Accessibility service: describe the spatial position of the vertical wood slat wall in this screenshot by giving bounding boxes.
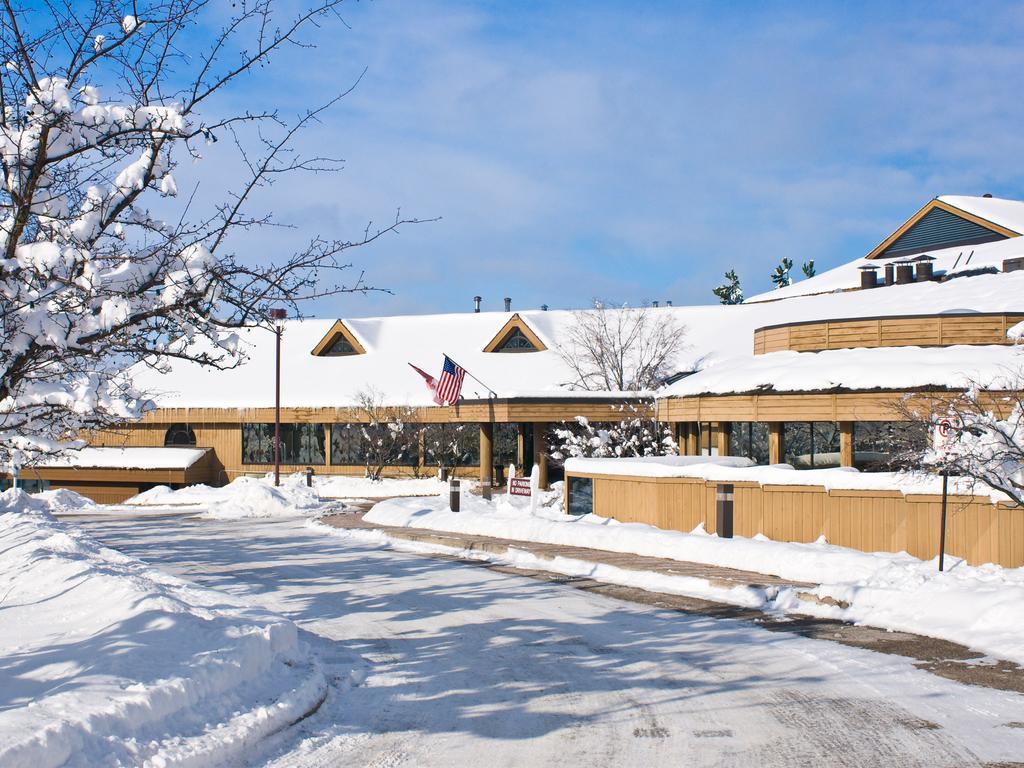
[571,473,1024,568]
[753,313,1024,355]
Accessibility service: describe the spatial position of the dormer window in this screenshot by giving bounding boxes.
[323,335,356,356]
[494,327,537,353]
[482,313,547,354]
[311,320,366,357]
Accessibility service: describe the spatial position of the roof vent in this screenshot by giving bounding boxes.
[541,304,548,311]
[665,300,672,307]
[858,264,879,289]
[652,300,659,308]
[473,296,481,313]
[504,297,511,312]
[983,193,993,198]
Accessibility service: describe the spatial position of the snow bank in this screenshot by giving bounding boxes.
[361,491,1024,664]
[314,473,470,499]
[0,489,326,768]
[126,474,330,518]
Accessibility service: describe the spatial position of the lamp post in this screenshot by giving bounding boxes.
[269,308,287,486]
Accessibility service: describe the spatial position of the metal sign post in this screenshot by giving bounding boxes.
[933,417,959,572]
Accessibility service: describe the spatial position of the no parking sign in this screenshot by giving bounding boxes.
[933,417,961,453]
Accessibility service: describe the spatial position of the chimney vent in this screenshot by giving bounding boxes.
[983,193,993,198]
[504,297,511,312]
[665,300,672,307]
[652,300,659,308]
[894,260,914,285]
[541,304,548,311]
[913,255,935,282]
[473,296,481,313]
[884,263,894,286]
[858,265,879,289]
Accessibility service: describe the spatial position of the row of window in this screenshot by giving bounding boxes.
[235,422,520,467]
[720,421,928,470]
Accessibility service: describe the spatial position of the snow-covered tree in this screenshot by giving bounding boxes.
[770,258,793,289]
[557,300,687,391]
[351,389,418,481]
[550,405,678,461]
[0,1,421,467]
[423,422,476,475]
[901,374,1024,506]
[712,270,743,305]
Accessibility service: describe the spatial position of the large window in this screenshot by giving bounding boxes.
[729,422,769,465]
[567,476,593,516]
[854,421,929,471]
[783,422,840,468]
[331,424,419,467]
[241,423,325,465]
[422,423,479,467]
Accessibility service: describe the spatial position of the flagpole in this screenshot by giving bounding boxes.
[441,353,497,398]
[442,352,498,488]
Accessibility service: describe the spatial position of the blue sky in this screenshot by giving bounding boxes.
[183,0,1024,317]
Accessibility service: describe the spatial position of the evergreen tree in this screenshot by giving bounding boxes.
[802,260,816,278]
[771,258,794,289]
[712,270,744,305]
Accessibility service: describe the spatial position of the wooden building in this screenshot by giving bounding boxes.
[19,194,1024,567]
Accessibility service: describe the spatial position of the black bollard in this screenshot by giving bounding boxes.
[449,479,460,512]
[306,466,314,487]
[716,483,734,539]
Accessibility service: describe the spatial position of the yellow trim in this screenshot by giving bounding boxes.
[310,320,366,356]
[482,314,548,353]
[865,198,1020,260]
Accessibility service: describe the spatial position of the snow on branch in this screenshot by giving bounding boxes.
[0,0,426,465]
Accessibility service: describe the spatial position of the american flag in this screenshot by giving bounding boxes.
[434,355,466,406]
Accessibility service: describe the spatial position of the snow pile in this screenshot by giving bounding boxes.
[361,491,1024,664]
[0,489,326,768]
[314,473,469,499]
[126,474,328,518]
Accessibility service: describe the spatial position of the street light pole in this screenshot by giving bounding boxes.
[270,308,287,487]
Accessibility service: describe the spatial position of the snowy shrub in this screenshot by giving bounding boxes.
[550,405,678,462]
[919,388,1024,507]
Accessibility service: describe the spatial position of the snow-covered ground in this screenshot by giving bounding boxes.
[0,489,327,768]
[362,489,1024,666]
[112,474,464,517]
[312,473,473,499]
[67,511,1024,767]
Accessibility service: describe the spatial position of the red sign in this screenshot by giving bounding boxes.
[509,477,532,497]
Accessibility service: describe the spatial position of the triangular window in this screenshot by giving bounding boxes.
[323,335,356,356]
[311,320,366,356]
[494,327,537,353]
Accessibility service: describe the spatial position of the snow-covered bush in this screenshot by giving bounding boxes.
[0,1,417,467]
[918,385,1024,507]
[550,406,678,461]
[350,389,419,481]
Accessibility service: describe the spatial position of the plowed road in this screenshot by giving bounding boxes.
[74,513,1024,767]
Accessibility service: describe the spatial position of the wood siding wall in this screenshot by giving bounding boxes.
[568,472,1024,568]
[753,313,1024,355]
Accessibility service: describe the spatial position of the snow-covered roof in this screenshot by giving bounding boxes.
[130,270,1024,409]
[661,344,1022,398]
[40,447,209,469]
[938,195,1024,235]
[747,230,1024,303]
